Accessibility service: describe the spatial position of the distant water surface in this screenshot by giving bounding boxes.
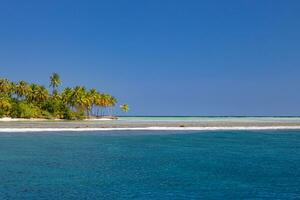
[118,116,300,122]
[0,130,300,199]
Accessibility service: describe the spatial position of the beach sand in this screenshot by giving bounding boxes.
[1,117,300,132]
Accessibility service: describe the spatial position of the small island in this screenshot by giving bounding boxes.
[0,73,129,120]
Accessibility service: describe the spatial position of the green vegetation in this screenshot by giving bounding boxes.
[0,73,128,120]
[120,104,129,112]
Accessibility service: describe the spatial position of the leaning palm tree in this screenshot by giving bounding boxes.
[120,104,129,112]
[49,73,61,94]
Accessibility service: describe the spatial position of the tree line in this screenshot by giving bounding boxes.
[0,73,129,119]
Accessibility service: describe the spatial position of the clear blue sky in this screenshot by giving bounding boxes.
[1,0,300,116]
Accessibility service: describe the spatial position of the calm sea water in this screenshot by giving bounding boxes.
[118,116,300,122]
[0,130,300,199]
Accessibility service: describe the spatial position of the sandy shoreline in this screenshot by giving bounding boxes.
[1,117,300,132]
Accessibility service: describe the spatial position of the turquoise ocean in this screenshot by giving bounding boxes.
[0,129,300,199]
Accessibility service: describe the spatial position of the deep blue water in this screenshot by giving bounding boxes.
[0,131,300,200]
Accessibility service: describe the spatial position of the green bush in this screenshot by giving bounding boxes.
[0,96,12,117]
[74,111,86,120]
[61,107,76,120]
[11,102,41,118]
[42,99,62,114]
[0,110,5,118]
[40,110,53,119]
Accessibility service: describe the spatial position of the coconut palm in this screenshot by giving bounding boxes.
[72,86,89,114]
[36,86,49,103]
[15,81,31,99]
[87,88,100,116]
[106,95,117,116]
[94,92,104,116]
[27,84,38,103]
[27,84,49,104]
[0,78,14,96]
[0,96,12,116]
[120,104,129,112]
[61,87,74,106]
[97,93,110,116]
[49,73,61,94]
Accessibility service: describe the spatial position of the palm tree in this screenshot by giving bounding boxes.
[120,104,129,112]
[94,92,104,116]
[72,86,89,114]
[49,73,61,94]
[0,96,12,116]
[107,95,117,116]
[15,81,31,99]
[61,87,74,107]
[36,86,49,103]
[27,84,38,103]
[0,78,14,97]
[109,96,117,107]
[97,93,110,116]
[87,89,98,116]
[27,84,49,104]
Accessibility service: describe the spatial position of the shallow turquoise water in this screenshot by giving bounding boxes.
[0,131,300,199]
[118,116,300,122]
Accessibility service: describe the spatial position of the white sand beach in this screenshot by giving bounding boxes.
[0,117,50,122]
[1,117,300,132]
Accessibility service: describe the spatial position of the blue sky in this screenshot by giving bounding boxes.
[1,0,300,116]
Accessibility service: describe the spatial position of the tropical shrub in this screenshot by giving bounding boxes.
[11,102,41,118]
[0,96,12,116]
